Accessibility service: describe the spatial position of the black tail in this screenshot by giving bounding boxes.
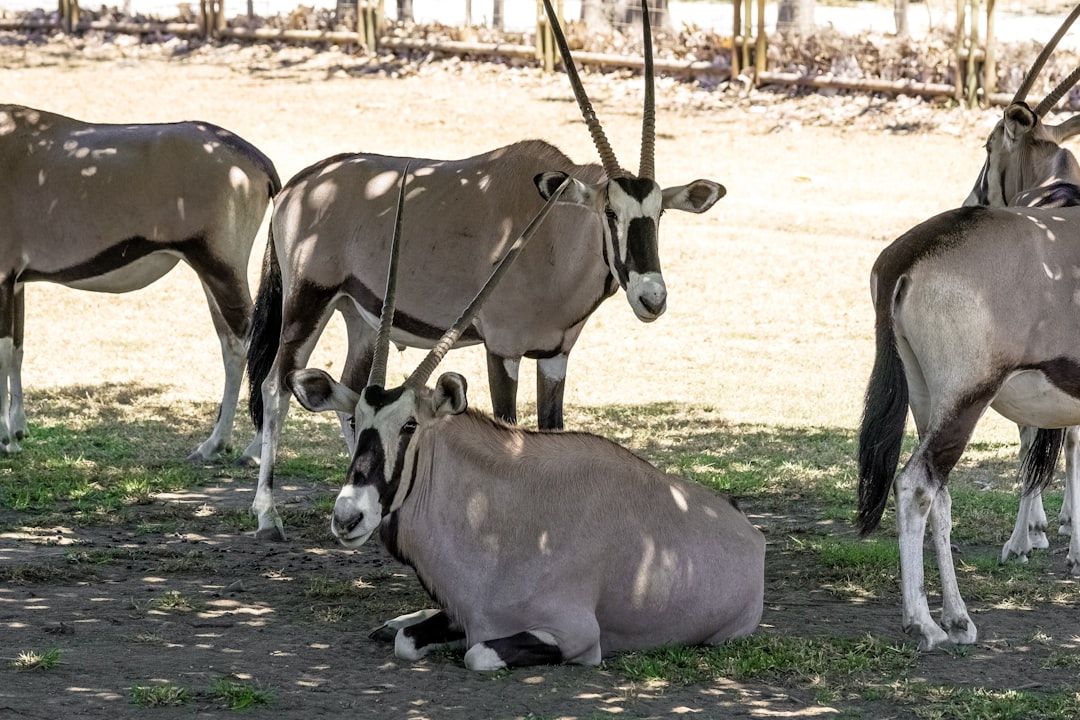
[1019,427,1064,497]
[856,317,910,536]
[247,226,283,431]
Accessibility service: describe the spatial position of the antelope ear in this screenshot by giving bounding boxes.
[662,179,726,213]
[432,373,469,417]
[1004,102,1037,144]
[534,172,600,209]
[287,368,360,414]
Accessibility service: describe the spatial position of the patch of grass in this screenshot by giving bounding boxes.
[10,648,61,672]
[613,633,916,687]
[903,685,1080,720]
[129,682,191,708]
[145,590,199,612]
[794,536,900,599]
[208,677,274,710]
[0,563,66,584]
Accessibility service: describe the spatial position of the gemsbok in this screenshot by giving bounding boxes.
[242,0,725,541]
[962,5,1080,571]
[857,12,1080,649]
[287,167,765,671]
[0,105,280,459]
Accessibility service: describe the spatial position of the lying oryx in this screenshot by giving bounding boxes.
[0,105,280,459]
[242,0,725,541]
[287,168,765,671]
[961,6,1080,570]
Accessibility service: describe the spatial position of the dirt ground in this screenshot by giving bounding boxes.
[1,31,1079,719]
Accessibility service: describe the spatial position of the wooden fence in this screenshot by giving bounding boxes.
[0,0,1034,107]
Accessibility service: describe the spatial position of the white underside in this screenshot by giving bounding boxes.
[59,252,182,293]
[991,369,1080,428]
[354,300,483,350]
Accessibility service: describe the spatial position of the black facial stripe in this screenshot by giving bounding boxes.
[349,428,391,519]
[379,429,416,512]
[625,217,660,275]
[605,211,629,287]
[362,385,407,408]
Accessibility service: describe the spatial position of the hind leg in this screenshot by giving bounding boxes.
[536,353,568,430]
[0,277,19,453]
[8,283,25,444]
[187,263,253,462]
[250,292,335,542]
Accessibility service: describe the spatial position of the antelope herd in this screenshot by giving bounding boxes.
[9,0,1080,668]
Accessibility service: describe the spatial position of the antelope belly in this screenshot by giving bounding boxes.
[58,253,181,293]
[990,369,1080,428]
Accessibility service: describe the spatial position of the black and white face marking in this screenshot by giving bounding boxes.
[604,176,667,322]
[331,385,420,548]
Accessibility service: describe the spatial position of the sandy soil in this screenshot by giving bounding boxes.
[1,32,1078,720]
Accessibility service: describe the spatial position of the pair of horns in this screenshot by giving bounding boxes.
[541,0,655,180]
[1013,3,1080,116]
[366,169,572,391]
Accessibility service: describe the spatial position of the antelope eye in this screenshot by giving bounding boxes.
[348,417,356,431]
[604,208,617,222]
[401,419,417,435]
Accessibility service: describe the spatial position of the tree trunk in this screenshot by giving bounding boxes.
[396,0,412,23]
[894,0,910,38]
[492,0,504,30]
[777,0,815,38]
[623,0,673,32]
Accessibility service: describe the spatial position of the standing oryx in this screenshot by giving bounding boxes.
[0,105,280,459]
[242,0,725,541]
[961,5,1080,570]
[856,49,1080,650]
[287,166,764,671]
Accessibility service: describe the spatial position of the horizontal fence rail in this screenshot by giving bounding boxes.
[0,1,1074,107]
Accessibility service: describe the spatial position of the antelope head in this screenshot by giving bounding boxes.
[967,3,1080,207]
[536,0,725,322]
[287,170,572,548]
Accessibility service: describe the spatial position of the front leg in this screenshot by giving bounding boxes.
[536,353,568,430]
[1063,427,1080,575]
[464,631,567,671]
[374,609,466,661]
[486,351,519,425]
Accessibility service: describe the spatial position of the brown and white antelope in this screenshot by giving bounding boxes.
[857,7,1080,651]
[0,105,280,459]
[961,5,1080,571]
[287,168,764,671]
[242,0,725,541]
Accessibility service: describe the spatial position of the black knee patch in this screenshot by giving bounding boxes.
[483,631,564,667]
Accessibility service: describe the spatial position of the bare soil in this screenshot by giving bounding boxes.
[1,33,1078,719]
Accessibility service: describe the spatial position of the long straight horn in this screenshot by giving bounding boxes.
[1014,3,1080,104]
[1035,65,1080,116]
[638,0,656,180]
[405,178,572,389]
[541,0,625,180]
[367,162,410,389]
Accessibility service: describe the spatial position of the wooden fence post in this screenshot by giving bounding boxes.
[984,0,997,101]
[358,1,383,51]
[731,0,741,76]
[58,0,78,33]
[535,0,557,73]
[754,0,766,83]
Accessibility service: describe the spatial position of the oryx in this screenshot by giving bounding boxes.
[961,6,1080,569]
[0,105,280,459]
[287,166,764,671]
[242,0,725,541]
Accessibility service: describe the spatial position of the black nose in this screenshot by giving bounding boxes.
[640,295,666,316]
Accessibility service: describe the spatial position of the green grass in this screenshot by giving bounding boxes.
[209,678,274,710]
[10,648,62,672]
[129,682,191,708]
